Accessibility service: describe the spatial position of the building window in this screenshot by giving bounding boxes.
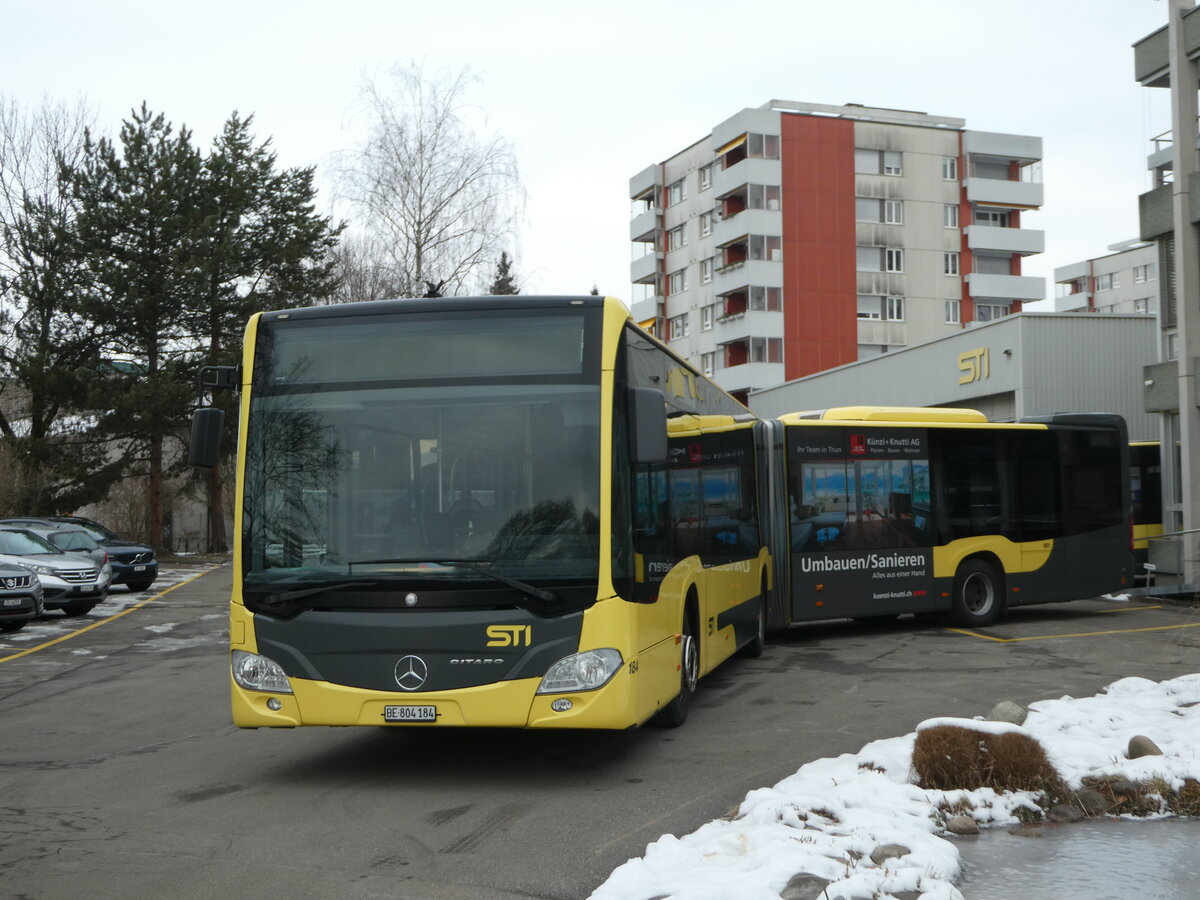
[748,234,782,261]
[698,164,713,191]
[1134,263,1156,283]
[945,300,961,324]
[747,133,780,160]
[699,210,713,237]
[700,257,714,284]
[944,252,960,275]
[885,248,904,272]
[1096,273,1113,291]
[668,224,687,251]
[750,336,783,363]
[886,296,904,321]
[884,200,903,224]
[701,351,715,376]
[944,204,959,227]
[976,303,1010,322]
[942,157,958,180]
[856,198,904,224]
[667,178,686,207]
[857,295,882,320]
[1168,332,1179,360]
[747,184,782,210]
[974,209,1009,227]
[701,304,714,330]
[854,149,902,176]
[857,246,904,272]
[668,312,689,340]
[669,268,688,295]
[749,286,782,311]
[1134,297,1150,314]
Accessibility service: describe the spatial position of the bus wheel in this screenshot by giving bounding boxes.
[657,613,699,727]
[951,560,1002,627]
[741,582,767,658]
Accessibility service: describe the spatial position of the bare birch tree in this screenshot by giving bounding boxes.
[334,63,523,298]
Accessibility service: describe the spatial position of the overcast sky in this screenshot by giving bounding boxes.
[1,0,1179,302]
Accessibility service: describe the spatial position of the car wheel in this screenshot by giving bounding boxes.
[656,610,699,728]
[950,559,1003,627]
[61,601,96,617]
[125,580,155,592]
[0,621,26,632]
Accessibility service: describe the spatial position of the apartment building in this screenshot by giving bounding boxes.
[628,100,1045,402]
[1054,239,1160,319]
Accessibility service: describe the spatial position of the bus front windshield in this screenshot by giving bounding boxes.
[242,309,602,589]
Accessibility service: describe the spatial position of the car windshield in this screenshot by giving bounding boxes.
[242,308,603,588]
[0,529,64,556]
[51,532,98,551]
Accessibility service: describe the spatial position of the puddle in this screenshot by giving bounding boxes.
[957,818,1200,899]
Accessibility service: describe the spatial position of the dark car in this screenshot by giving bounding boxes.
[0,560,43,632]
[46,517,158,592]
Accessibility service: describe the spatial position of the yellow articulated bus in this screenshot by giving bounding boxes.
[759,407,1135,628]
[190,296,770,730]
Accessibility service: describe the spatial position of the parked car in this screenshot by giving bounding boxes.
[0,516,158,592]
[0,528,107,617]
[0,560,43,632]
[19,526,112,594]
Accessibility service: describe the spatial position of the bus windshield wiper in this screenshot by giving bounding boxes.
[243,580,377,605]
[349,557,558,605]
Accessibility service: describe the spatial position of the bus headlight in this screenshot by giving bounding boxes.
[536,649,623,694]
[232,650,294,694]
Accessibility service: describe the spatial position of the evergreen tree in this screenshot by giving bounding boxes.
[187,113,341,550]
[68,104,205,550]
[589,284,600,296]
[488,251,518,294]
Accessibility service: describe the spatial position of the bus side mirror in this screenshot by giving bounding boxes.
[189,407,225,468]
[629,387,668,464]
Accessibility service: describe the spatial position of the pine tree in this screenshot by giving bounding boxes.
[68,104,204,549]
[488,251,518,294]
[187,113,341,550]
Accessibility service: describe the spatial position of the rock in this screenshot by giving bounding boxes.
[1076,788,1109,816]
[1048,804,1084,823]
[1109,778,1141,795]
[946,815,980,835]
[780,873,832,900]
[1128,735,1163,759]
[987,700,1028,725]
[870,843,912,864]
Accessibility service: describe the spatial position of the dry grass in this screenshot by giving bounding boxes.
[913,724,1067,800]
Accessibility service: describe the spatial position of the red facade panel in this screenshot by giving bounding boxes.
[780,115,857,380]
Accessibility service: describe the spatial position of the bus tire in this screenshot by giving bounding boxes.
[950,559,1003,627]
[741,581,767,658]
[657,611,699,728]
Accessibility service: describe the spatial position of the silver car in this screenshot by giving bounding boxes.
[0,528,106,617]
[0,560,43,632]
[20,526,113,593]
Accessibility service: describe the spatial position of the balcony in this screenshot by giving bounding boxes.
[629,164,662,201]
[711,209,781,248]
[856,320,907,347]
[712,157,782,201]
[966,225,1044,256]
[629,208,659,243]
[630,251,661,285]
[966,178,1043,209]
[963,131,1042,164]
[712,309,783,344]
[630,294,661,324]
[965,272,1045,302]
[712,362,786,395]
[712,260,783,297]
[1052,291,1090,313]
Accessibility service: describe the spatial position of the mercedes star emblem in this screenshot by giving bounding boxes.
[394,655,429,691]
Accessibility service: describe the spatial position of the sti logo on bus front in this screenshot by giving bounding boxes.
[850,434,867,456]
[487,625,532,647]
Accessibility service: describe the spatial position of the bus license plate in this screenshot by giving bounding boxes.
[384,705,437,723]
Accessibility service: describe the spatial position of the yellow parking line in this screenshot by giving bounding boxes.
[0,567,220,664]
[948,621,1200,643]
